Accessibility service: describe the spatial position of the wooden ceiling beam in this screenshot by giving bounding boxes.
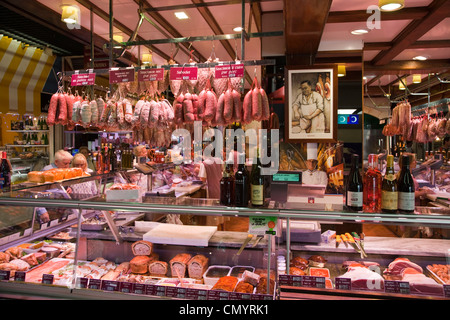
[284,0,332,65]
[191,0,252,85]
[133,0,207,63]
[364,59,450,75]
[75,0,170,62]
[371,0,450,66]
[327,7,427,23]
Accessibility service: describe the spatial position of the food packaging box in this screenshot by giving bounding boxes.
[106,189,140,201]
[203,265,231,286]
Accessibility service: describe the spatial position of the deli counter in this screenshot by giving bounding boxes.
[0,171,449,300]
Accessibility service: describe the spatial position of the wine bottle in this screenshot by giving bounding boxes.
[220,161,235,206]
[397,154,415,213]
[235,153,249,207]
[345,154,363,212]
[0,152,11,190]
[363,154,382,213]
[250,154,264,207]
[381,155,398,213]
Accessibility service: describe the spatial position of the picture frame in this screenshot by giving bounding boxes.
[284,65,338,143]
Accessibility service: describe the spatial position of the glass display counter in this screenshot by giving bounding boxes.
[0,172,448,300]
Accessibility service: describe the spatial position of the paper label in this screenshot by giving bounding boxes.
[249,216,277,235]
[109,68,135,84]
[215,64,244,79]
[381,190,398,210]
[398,192,415,210]
[347,191,363,206]
[71,73,96,86]
[384,280,410,294]
[251,184,264,206]
[138,68,164,81]
[169,67,198,80]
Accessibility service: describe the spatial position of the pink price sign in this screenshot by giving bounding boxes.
[71,73,96,86]
[138,68,164,82]
[109,68,135,84]
[169,67,198,81]
[215,64,244,79]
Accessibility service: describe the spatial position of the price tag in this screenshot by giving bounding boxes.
[207,290,230,300]
[0,270,10,281]
[215,64,244,79]
[109,68,135,84]
[166,286,186,298]
[14,271,26,282]
[118,281,134,294]
[88,278,101,290]
[42,274,54,285]
[138,68,164,81]
[230,292,252,300]
[71,73,96,86]
[384,280,410,294]
[132,283,146,295]
[76,277,89,289]
[251,293,273,300]
[249,216,278,236]
[444,284,450,298]
[169,67,198,81]
[185,288,208,300]
[301,275,326,289]
[101,280,119,292]
[335,277,352,290]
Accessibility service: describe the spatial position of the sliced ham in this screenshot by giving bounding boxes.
[336,264,384,291]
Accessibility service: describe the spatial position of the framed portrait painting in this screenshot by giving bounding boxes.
[285,65,338,143]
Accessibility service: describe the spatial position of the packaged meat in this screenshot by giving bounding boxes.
[187,254,209,280]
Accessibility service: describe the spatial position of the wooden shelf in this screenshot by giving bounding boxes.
[5,145,49,148]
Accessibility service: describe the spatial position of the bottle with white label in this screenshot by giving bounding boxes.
[345,154,363,212]
[381,155,398,213]
[397,154,415,213]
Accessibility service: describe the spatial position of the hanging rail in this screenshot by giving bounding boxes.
[61,59,276,77]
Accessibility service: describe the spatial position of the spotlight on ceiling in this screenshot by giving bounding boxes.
[378,0,404,12]
[61,5,80,25]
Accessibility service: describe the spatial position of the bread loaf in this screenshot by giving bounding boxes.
[212,276,238,292]
[170,253,192,278]
[130,255,152,274]
[149,261,168,276]
[187,254,209,279]
[131,240,153,256]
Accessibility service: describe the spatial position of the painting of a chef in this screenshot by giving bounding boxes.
[285,66,337,143]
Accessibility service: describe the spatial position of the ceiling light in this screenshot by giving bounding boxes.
[61,5,80,25]
[351,29,369,35]
[337,65,346,77]
[142,53,152,65]
[413,55,428,61]
[174,12,189,20]
[113,35,123,49]
[399,81,406,90]
[378,0,404,11]
[233,26,243,32]
[413,74,422,84]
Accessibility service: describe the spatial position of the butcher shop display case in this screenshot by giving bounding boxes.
[0,174,449,300]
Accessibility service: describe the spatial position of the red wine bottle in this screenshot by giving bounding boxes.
[397,155,415,213]
[345,154,363,212]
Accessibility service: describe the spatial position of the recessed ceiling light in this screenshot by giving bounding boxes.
[351,29,369,35]
[233,26,243,32]
[174,11,189,20]
[413,55,428,61]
